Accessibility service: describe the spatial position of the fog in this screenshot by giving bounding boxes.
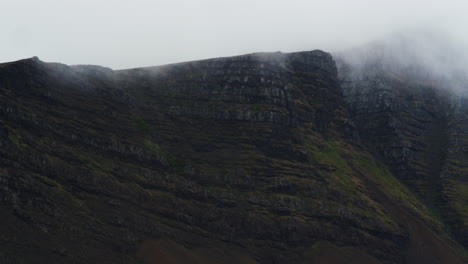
[335,29,468,91]
[1,0,468,69]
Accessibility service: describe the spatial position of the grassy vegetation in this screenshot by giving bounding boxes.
[7,126,27,149]
[352,154,439,225]
[133,116,151,132]
[303,130,446,231]
[305,138,359,197]
[446,179,468,219]
[78,153,113,175]
[144,139,185,173]
[249,103,270,112]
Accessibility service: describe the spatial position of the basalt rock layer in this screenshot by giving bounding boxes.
[0,51,466,264]
[336,42,468,251]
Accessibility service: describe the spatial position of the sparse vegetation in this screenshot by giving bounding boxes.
[133,116,151,132]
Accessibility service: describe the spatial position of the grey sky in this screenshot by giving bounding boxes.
[2,0,467,69]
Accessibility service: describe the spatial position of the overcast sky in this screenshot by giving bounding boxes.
[1,0,467,69]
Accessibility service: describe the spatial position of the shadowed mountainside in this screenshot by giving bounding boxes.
[0,51,466,263]
[335,32,468,249]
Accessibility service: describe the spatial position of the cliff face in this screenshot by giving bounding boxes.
[0,51,466,264]
[336,39,468,252]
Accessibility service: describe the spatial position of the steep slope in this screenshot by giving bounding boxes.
[335,31,468,251]
[0,52,465,263]
[441,91,468,246]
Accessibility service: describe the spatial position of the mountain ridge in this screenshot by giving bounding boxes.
[0,49,466,263]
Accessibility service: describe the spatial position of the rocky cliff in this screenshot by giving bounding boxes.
[336,32,468,257]
[0,50,466,263]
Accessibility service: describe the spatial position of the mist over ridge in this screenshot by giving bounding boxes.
[334,29,468,93]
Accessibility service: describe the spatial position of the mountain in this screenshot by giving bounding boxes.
[0,47,466,263]
[335,31,468,250]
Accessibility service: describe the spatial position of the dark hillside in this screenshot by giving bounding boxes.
[0,52,465,263]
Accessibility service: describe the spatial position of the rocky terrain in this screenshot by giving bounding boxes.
[335,32,468,250]
[0,47,466,263]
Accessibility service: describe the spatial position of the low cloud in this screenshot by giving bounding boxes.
[334,28,468,92]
